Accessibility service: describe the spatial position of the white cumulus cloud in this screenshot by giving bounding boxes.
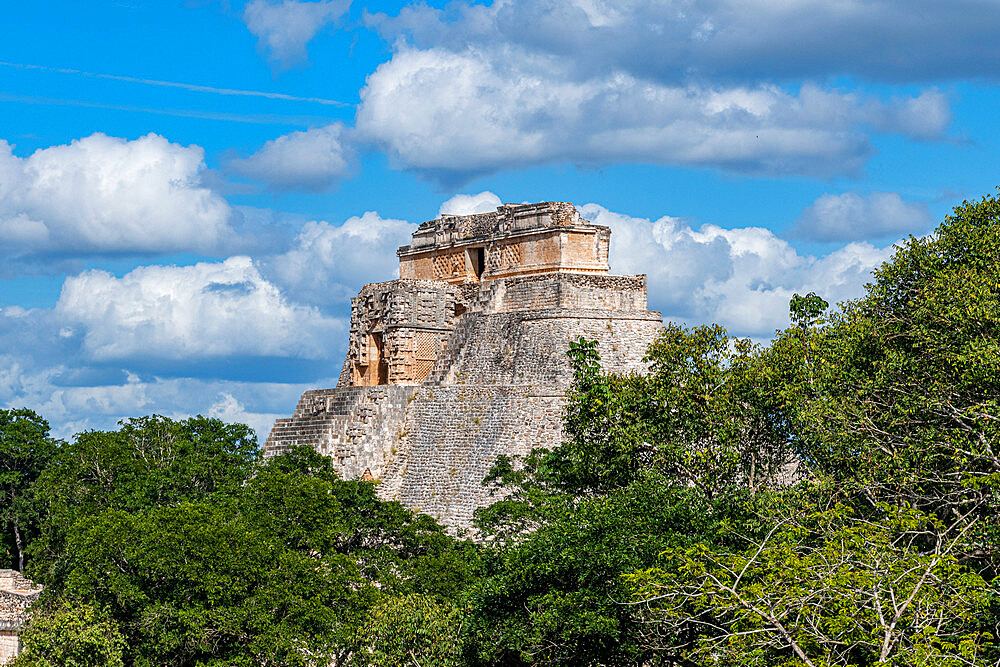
[438,191,502,216]
[244,0,351,68]
[793,191,934,242]
[0,349,322,442]
[55,257,342,361]
[265,211,417,305]
[205,392,284,443]
[356,47,951,181]
[230,123,354,191]
[0,133,233,257]
[582,203,894,336]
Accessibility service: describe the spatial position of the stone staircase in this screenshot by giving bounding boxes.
[422,278,512,387]
[423,313,479,386]
[264,386,415,463]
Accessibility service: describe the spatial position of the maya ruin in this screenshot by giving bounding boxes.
[265,201,663,529]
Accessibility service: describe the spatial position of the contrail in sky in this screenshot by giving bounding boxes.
[0,93,330,126]
[0,61,350,107]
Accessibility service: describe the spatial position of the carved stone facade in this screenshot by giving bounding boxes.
[0,570,41,664]
[398,201,610,284]
[341,280,456,387]
[265,202,663,530]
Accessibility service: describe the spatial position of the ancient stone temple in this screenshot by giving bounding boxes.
[265,202,663,530]
[0,570,41,663]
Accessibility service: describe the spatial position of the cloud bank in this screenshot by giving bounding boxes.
[0,134,233,260]
[793,191,934,242]
[438,191,502,216]
[56,257,342,361]
[356,47,951,182]
[370,0,1000,84]
[265,210,417,305]
[230,123,354,191]
[584,203,893,336]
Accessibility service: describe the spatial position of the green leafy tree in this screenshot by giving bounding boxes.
[479,326,797,537]
[11,602,126,667]
[469,328,800,665]
[789,291,830,330]
[0,408,58,570]
[358,594,464,667]
[62,501,362,665]
[25,430,479,667]
[789,191,1000,565]
[626,500,993,667]
[641,325,798,496]
[239,446,483,601]
[28,414,258,586]
[620,190,1000,666]
[467,477,724,666]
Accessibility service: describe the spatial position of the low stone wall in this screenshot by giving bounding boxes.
[435,309,663,387]
[488,273,649,313]
[0,571,41,665]
[0,629,20,665]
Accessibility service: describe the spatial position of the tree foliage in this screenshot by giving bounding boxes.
[11,602,126,667]
[627,502,992,667]
[792,192,1000,541]
[358,594,464,667]
[623,191,1000,665]
[0,408,58,570]
[15,417,480,666]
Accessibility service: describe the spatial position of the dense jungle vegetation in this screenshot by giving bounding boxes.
[3,191,1000,666]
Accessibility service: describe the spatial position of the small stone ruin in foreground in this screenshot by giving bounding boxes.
[0,569,41,664]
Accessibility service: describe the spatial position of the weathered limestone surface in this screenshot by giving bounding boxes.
[0,570,41,664]
[389,386,565,528]
[265,202,663,530]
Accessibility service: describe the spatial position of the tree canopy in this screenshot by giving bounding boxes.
[0,408,58,571]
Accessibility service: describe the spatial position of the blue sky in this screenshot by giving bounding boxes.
[2,0,999,440]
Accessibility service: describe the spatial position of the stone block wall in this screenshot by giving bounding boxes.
[388,385,565,530]
[481,273,649,313]
[0,631,19,665]
[430,310,662,387]
[405,201,583,252]
[0,591,34,629]
[266,383,566,531]
[265,385,417,479]
[0,572,37,594]
[400,227,611,284]
[0,571,41,665]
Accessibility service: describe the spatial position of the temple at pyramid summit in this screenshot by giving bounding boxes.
[264,201,663,529]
